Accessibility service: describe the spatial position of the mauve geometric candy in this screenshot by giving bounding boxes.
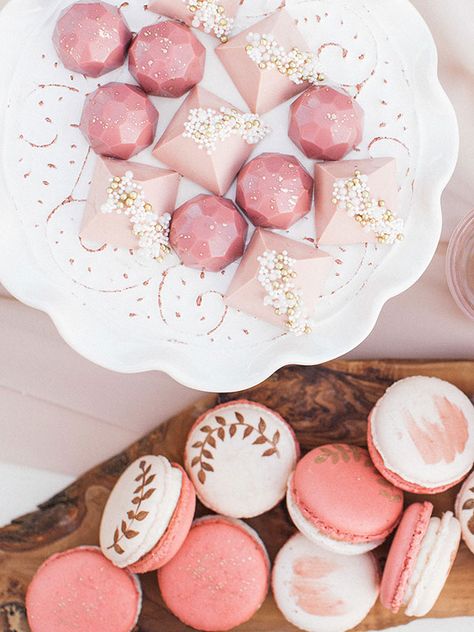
[170,194,248,272]
[80,83,159,160]
[289,86,364,161]
[236,152,313,229]
[52,2,132,78]
[129,22,206,98]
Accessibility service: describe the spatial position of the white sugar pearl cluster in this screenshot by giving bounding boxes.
[245,33,325,85]
[258,250,313,336]
[183,106,270,154]
[332,170,405,245]
[101,172,171,262]
[185,0,233,42]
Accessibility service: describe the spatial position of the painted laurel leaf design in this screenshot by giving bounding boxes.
[191,410,281,484]
[108,460,156,555]
[314,445,364,464]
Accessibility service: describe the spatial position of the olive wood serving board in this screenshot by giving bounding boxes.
[1,360,473,632]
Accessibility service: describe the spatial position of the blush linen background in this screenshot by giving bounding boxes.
[0,1,473,628]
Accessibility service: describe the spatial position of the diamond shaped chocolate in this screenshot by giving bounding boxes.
[80,157,180,257]
[314,158,403,245]
[129,21,206,98]
[226,229,332,333]
[153,86,269,195]
[216,9,321,114]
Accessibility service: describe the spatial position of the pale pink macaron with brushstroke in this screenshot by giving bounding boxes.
[184,400,299,518]
[158,515,270,631]
[100,455,195,573]
[273,533,379,632]
[26,546,142,632]
[368,376,474,494]
[287,444,404,555]
[380,502,461,616]
[455,469,474,554]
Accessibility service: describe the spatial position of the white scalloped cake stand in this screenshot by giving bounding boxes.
[0,0,458,391]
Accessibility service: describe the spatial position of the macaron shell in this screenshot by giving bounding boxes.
[158,515,270,631]
[272,533,379,632]
[369,376,474,491]
[127,464,196,573]
[26,546,142,632]
[455,469,474,554]
[184,400,299,518]
[291,444,403,543]
[380,502,433,612]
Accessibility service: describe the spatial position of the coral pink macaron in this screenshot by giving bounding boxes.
[158,515,270,631]
[455,469,474,554]
[26,546,142,632]
[273,533,379,632]
[368,376,474,494]
[287,444,404,555]
[100,455,195,573]
[381,502,461,616]
[185,400,299,518]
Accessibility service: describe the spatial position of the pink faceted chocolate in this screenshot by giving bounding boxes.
[129,22,205,98]
[170,194,247,272]
[80,83,159,160]
[236,153,313,229]
[289,86,364,161]
[52,2,132,78]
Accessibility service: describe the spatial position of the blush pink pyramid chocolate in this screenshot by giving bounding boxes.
[225,229,332,335]
[81,83,159,160]
[289,85,364,160]
[80,157,180,255]
[153,86,269,195]
[236,152,313,229]
[216,9,321,114]
[314,158,403,245]
[53,2,132,78]
[148,0,240,43]
[129,22,205,98]
[170,194,247,272]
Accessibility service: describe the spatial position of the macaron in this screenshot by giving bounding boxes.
[100,455,196,573]
[272,533,379,632]
[455,469,474,554]
[380,502,461,616]
[368,376,474,493]
[158,515,270,631]
[287,444,403,555]
[26,546,142,632]
[184,400,299,518]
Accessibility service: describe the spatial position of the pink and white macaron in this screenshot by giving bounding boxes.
[368,376,474,494]
[380,502,461,616]
[455,469,474,554]
[184,400,299,518]
[273,533,379,632]
[26,546,142,632]
[158,515,270,631]
[287,444,403,555]
[100,455,195,573]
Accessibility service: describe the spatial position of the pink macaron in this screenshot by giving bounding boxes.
[100,455,196,573]
[158,515,270,631]
[26,546,142,632]
[272,533,379,632]
[380,502,461,617]
[184,400,300,518]
[455,469,474,554]
[287,444,404,555]
[368,376,474,494]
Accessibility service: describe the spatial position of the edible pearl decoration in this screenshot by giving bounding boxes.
[183,106,270,154]
[101,172,171,262]
[245,33,325,85]
[258,249,313,336]
[332,170,405,244]
[185,0,233,42]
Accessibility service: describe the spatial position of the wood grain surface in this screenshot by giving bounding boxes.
[0,360,473,631]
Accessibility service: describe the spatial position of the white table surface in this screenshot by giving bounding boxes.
[0,1,473,629]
